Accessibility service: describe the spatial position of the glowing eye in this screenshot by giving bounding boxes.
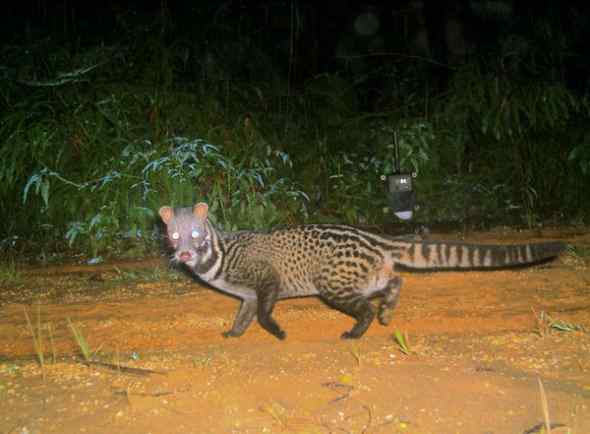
[171,232,180,240]
[191,230,200,239]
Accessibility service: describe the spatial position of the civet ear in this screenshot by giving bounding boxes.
[158,206,175,224]
[193,202,209,220]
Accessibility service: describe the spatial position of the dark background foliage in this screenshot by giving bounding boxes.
[1,0,589,261]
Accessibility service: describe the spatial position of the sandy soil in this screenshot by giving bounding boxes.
[0,228,589,434]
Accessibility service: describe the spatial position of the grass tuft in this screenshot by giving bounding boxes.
[392,330,412,355]
[532,308,585,337]
[67,317,93,362]
[537,377,552,434]
[23,304,45,379]
[0,259,23,287]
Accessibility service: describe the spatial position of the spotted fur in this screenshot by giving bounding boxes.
[159,203,565,340]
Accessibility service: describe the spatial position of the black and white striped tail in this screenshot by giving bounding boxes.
[397,241,565,270]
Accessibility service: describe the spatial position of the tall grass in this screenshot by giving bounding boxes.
[1,8,589,258]
[430,32,590,226]
[23,136,309,259]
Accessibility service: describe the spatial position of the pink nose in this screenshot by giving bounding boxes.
[179,251,192,262]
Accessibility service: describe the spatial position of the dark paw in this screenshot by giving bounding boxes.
[340,331,362,339]
[378,307,395,326]
[222,330,243,338]
[274,330,287,340]
[260,321,286,340]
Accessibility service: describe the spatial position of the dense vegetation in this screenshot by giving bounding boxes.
[1,3,589,261]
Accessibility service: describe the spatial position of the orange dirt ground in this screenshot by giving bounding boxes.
[0,228,589,433]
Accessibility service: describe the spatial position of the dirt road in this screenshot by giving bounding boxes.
[1,229,589,433]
